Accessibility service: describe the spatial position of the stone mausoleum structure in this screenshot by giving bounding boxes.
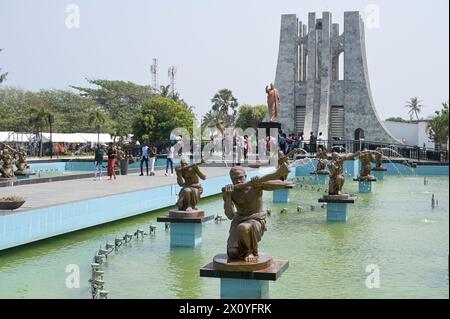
[274,11,400,144]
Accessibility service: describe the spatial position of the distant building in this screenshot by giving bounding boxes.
[383,120,435,149]
[273,11,400,144]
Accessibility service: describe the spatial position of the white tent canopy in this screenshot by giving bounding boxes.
[76,133,114,144]
[41,133,87,143]
[0,131,35,142]
[1,131,119,144]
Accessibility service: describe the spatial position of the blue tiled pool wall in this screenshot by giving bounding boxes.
[0,167,273,250]
[294,160,448,177]
[27,158,181,172]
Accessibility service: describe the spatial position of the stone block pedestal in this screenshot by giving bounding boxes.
[319,195,357,223]
[311,171,329,185]
[354,176,377,193]
[157,210,214,247]
[273,188,289,203]
[372,167,387,180]
[200,253,288,299]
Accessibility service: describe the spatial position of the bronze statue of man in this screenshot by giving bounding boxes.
[176,158,206,211]
[0,148,15,178]
[373,147,384,168]
[316,147,328,172]
[277,148,300,180]
[328,152,360,195]
[223,165,294,262]
[359,150,377,178]
[265,83,280,122]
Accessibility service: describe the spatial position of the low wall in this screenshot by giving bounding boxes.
[0,167,273,251]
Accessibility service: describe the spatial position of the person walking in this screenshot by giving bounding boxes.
[94,145,104,180]
[165,143,175,176]
[107,143,117,180]
[140,143,149,176]
[317,132,326,151]
[149,144,157,176]
[309,132,316,155]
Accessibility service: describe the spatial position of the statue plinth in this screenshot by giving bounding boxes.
[319,194,357,222]
[200,253,289,299]
[14,170,36,177]
[372,166,387,180]
[157,209,213,248]
[258,122,281,138]
[354,176,376,193]
[312,170,330,175]
[213,253,273,272]
[168,209,204,218]
[353,175,377,182]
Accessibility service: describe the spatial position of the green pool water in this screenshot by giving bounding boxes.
[0,175,448,299]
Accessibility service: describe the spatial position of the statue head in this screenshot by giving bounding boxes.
[331,152,339,161]
[278,150,284,158]
[180,157,189,167]
[229,166,246,185]
[270,83,274,89]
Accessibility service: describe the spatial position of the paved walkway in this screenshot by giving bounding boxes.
[1,167,246,213]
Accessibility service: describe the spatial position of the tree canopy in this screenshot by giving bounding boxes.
[201,89,238,132]
[428,101,449,146]
[132,96,195,143]
[71,79,156,133]
[235,104,266,130]
[405,97,424,121]
[0,48,7,84]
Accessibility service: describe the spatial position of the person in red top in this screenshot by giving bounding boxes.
[107,143,117,180]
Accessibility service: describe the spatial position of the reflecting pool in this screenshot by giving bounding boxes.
[0,175,448,298]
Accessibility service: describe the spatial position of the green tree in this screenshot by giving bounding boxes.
[405,97,424,121]
[89,110,108,145]
[235,104,266,129]
[428,101,449,147]
[111,120,129,144]
[202,89,238,132]
[132,96,195,143]
[0,49,7,84]
[201,110,227,134]
[28,107,53,157]
[385,117,410,123]
[71,79,155,132]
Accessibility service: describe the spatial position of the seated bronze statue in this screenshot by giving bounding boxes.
[223,164,294,262]
[176,158,206,211]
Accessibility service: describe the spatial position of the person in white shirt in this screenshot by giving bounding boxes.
[165,143,175,176]
[140,144,149,176]
[317,132,326,151]
[149,144,157,175]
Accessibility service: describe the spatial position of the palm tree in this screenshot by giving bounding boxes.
[89,110,107,146]
[201,110,226,135]
[28,107,52,157]
[405,97,424,121]
[0,49,7,84]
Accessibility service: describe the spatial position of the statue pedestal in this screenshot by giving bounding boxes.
[319,195,357,222]
[273,188,289,203]
[354,176,377,193]
[310,171,329,185]
[14,170,36,176]
[156,210,214,247]
[372,167,387,180]
[200,253,289,299]
[257,122,281,138]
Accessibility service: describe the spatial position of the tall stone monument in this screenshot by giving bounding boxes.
[274,11,400,144]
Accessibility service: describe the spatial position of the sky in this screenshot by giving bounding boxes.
[0,0,448,121]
